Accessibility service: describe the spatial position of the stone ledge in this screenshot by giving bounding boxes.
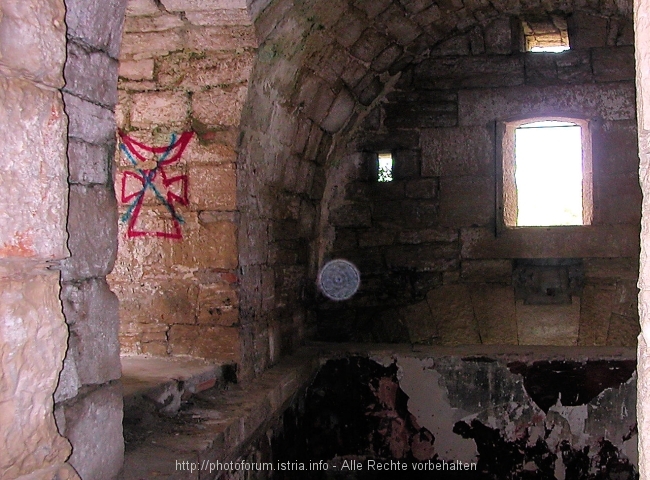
[461,225,640,259]
[120,348,321,479]
[122,355,236,415]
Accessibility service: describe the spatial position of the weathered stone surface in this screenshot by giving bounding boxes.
[54,348,81,404]
[185,25,257,51]
[371,200,438,227]
[0,272,71,477]
[593,47,636,82]
[614,280,640,319]
[118,58,155,80]
[584,257,639,282]
[64,93,116,144]
[516,298,580,346]
[65,0,127,58]
[430,35,470,56]
[298,76,337,124]
[351,29,391,62]
[62,185,118,281]
[461,259,512,283]
[67,139,112,186]
[397,228,458,244]
[161,0,247,11]
[192,86,248,126]
[188,164,237,210]
[461,225,640,259]
[322,88,356,133]
[384,90,457,128]
[333,9,366,48]
[124,12,185,33]
[126,0,160,16]
[62,383,124,480]
[402,301,437,344]
[555,50,594,83]
[60,278,121,386]
[484,17,512,54]
[113,281,199,327]
[65,41,119,107]
[470,285,518,344]
[415,56,524,89]
[157,50,254,90]
[169,324,240,360]
[120,31,183,57]
[331,204,372,228]
[592,120,639,175]
[524,54,557,85]
[567,11,608,49]
[595,173,642,224]
[578,285,615,346]
[196,284,239,326]
[0,78,68,261]
[459,83,636,125]
[174,218,238,270]
[439,176,493,227]
[377,4,421,45]
[185,9,252,26]
[131,91,189,127]
[15,463,80,480]
[607,313,640,346]
[421,126,494,176]
[426,284,480,345]
[404,178,437,198]
[371,43,404,72]
[358,229,397,247]
[393,150,421,179]
[0,0,66,87]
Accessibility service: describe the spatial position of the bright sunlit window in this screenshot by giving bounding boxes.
[377,153,393,182]
[500,117,592,228]
[515,121,582,226]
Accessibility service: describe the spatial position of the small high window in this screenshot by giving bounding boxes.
[377,152,393,182]
[522,16,570,53]
[500,118,593,228]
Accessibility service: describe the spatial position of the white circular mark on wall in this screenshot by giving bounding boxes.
[317,259,361,301]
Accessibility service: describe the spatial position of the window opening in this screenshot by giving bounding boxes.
[377,153,393,182]
[522,16,569,52]
[500,117,592,228]
[515,121,582,226]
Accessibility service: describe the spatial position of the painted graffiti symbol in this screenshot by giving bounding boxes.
[118,131,193,239]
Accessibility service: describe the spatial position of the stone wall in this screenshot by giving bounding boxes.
[53,1,128,479]
[108,0,255,365]
[1,0,128,477]
[219,347,638,480]
[0,0,72,478]
[320,6,641,348]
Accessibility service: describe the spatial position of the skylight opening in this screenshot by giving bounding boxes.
[377,153,393,182]
[514,121,583,226]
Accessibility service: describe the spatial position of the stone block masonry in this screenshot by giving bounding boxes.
[320,3,641,348]
[109,0,255,368]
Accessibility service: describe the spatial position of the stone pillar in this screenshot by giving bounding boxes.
[636,0,650,478]
[53,1,128,479]
[0,1,79,478]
